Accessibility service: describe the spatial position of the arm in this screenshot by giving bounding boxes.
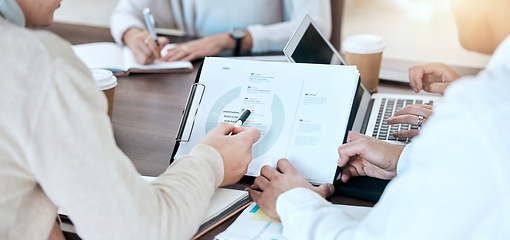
[110,0,174,45]
[110,0,173,64]
[162,0,332,62]
[267,77,504,239]
[248,0,332,53]
[30,47,259,239]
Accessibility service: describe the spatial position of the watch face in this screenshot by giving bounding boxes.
[231,28,245,39]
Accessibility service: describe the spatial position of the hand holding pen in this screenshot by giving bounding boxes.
[199,115,260,186]
[121,8,170,65]
[229,109,251,136]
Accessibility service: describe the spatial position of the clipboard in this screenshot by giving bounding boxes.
[169,57,360,185]
[171,62,205,163]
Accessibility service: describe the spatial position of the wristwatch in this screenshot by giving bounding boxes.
[229,28,246,56]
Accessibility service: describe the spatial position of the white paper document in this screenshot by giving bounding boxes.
[175,57,359,184]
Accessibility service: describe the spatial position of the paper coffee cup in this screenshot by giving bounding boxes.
[342,34,385,93]
[90,69,117,120]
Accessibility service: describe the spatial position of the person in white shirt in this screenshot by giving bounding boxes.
[0,0,260,239]
[110,0,331,64]
[248,0,510,238]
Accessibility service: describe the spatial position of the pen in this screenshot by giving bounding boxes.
[143,8,159,46]
[234,109,251,127]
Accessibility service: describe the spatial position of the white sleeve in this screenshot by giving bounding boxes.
[110,0,174,45]
[247,0,332,53]
[396,143,413,175]
[29,47,224,240]
[276,188,364,239]
[276,77,508,239]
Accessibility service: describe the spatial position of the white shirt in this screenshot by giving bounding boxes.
[110,0,331,53]
[0,17,224,240]
[276,35,510,239]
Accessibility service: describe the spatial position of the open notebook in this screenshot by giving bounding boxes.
[71,42,193,75]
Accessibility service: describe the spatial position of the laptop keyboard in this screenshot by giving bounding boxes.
[372,98,434,143]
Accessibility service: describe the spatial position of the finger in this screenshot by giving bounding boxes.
[209,122,235,135]
[392,129,420,139]
[182,53,199,62]
[246,188,262,202]
[158,37,170,49]
[233,127,261,144]
[260,165,278,180]
[147,40,162,59]
[341,165,364,182]
[387,115,420,126]
[314,183,335,198]
[165,45,190,62]
[408,65,425,92]
[392,105,433,118]
[423,81,451,94]
[276,158,296,174]
[251,175,270,191]
[337,139,370,167]
[346,131,369,143]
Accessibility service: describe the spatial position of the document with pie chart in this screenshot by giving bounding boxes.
[174,57,359,184]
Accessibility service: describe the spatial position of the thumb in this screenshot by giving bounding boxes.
[346,131,367,143]
[314,183,335,198]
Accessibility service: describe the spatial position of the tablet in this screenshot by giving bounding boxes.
[283,15,345,65]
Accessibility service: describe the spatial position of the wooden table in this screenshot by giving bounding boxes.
[46,22,379,239]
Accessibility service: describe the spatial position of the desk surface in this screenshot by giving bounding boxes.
[45,22,417,239]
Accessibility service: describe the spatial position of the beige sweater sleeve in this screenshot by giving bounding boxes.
[27,33,224,239]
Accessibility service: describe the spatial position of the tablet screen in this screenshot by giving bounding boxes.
[290,24,343,65]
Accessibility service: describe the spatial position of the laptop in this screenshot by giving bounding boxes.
[284,15,442,144]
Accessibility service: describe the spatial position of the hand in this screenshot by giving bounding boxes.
[247,159,335,221]
[409,62,461,94]
[387,104,433,139]
[122,27,170,65]
[199,122,260,187]
[338,132,405,182]
[162,33,232,62]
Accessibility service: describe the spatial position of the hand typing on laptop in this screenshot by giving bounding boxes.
[385,62,461,139]
[409,62,462,94]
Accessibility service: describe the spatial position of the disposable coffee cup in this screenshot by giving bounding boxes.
[342,34,385,93]
[90,69,117,120]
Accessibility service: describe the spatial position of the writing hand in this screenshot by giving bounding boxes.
[123,27,169,65]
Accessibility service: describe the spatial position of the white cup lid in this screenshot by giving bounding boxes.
[342,34,385,54]
[90,69,117,90]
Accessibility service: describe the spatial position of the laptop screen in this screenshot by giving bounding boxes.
[290,24,343,65]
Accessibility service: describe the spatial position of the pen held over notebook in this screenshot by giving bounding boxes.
[143,8,159,46]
